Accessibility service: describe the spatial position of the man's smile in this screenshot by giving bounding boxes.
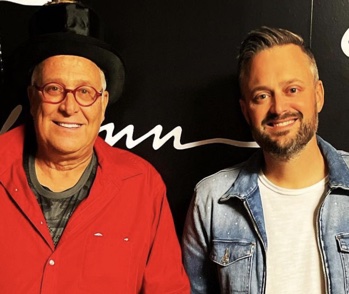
[267,118,297,128]
[263,112,302,129]
[54,122,82,129]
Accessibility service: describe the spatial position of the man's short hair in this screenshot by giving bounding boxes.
[237,26,319,93]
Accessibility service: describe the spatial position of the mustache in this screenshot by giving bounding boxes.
[262,112,303,125]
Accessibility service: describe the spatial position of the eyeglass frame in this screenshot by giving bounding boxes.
[33,82,104,107]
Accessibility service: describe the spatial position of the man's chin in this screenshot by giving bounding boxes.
[254,135,298,158]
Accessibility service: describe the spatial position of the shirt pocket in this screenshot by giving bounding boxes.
[210,239,255,294]
[79,232,133,293]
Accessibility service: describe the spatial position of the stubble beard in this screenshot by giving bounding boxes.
[250,111,319,161]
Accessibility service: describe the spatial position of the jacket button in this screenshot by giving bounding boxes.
[49,259,55,266]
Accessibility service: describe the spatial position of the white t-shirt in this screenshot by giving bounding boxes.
[259,173,327,294]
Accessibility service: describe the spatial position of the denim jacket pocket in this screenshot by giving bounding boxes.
[337,233,349,253]
[210,240,255,293]
[336,232,349,291]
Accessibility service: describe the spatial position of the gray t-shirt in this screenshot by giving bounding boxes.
[25,153,97,246]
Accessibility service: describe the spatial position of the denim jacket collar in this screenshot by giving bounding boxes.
[319,136,349,189]
[220,150,262,201]
[221,135,349,202]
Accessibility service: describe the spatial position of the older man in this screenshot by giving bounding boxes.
[182,26,349,294]
[0,1,189,293]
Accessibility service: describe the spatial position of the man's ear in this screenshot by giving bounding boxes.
[101,90,109,122]
[315,80,325,113]
[239,97,250,125]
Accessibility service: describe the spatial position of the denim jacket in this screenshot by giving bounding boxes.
[182,136,349,294]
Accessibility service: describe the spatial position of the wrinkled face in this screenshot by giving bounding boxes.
[239,44,324,160]
[28,55,109,157]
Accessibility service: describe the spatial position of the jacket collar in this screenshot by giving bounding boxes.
[220,150,262,202]
[221,135,349,201]
[318,136,349,189]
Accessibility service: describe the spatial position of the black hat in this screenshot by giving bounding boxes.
[11,0,125,104]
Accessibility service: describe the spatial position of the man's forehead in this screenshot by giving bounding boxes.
[31,55,105,87]
[39,55,99,68]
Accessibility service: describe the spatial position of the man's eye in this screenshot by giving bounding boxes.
[253,93,268,102]
[45,85,62,94]
[78,87,93,95]
[289,87,298,94]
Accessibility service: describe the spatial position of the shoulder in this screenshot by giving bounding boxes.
[338,150,349,162]
[0,125,25,154]
[336,149,349,173]
[318,136,349,168]
[193,162,245,203]
[0,124,25,143]
[94,136,162,181]
[0,125,27,174]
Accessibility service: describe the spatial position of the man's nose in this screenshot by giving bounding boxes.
[269,93,288,115]
[59,92,80,114]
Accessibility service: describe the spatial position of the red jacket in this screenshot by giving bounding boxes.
[0,125,189,294]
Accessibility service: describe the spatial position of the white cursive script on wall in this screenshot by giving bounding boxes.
[341,28,349,57]
[0,105,22,134]
[100,123,259,149]
[0,105,259,149]
[0,0,47,5]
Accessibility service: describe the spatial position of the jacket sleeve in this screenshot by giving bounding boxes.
[182,191,220,294]
[141,177,190,294]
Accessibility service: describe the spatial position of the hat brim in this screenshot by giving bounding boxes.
[10,32,125,104]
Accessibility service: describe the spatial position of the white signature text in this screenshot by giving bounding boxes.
[1,104,259,149]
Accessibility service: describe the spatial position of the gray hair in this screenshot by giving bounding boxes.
[237,26,319,91]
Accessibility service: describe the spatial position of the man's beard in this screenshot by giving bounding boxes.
[250,110,318,161]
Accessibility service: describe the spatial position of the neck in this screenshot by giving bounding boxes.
[262,137,327,189]
[34,149,94,192]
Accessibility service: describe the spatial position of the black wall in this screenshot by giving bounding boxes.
[1,0,348,238]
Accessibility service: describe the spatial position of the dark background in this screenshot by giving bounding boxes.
[1,0,348,238]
